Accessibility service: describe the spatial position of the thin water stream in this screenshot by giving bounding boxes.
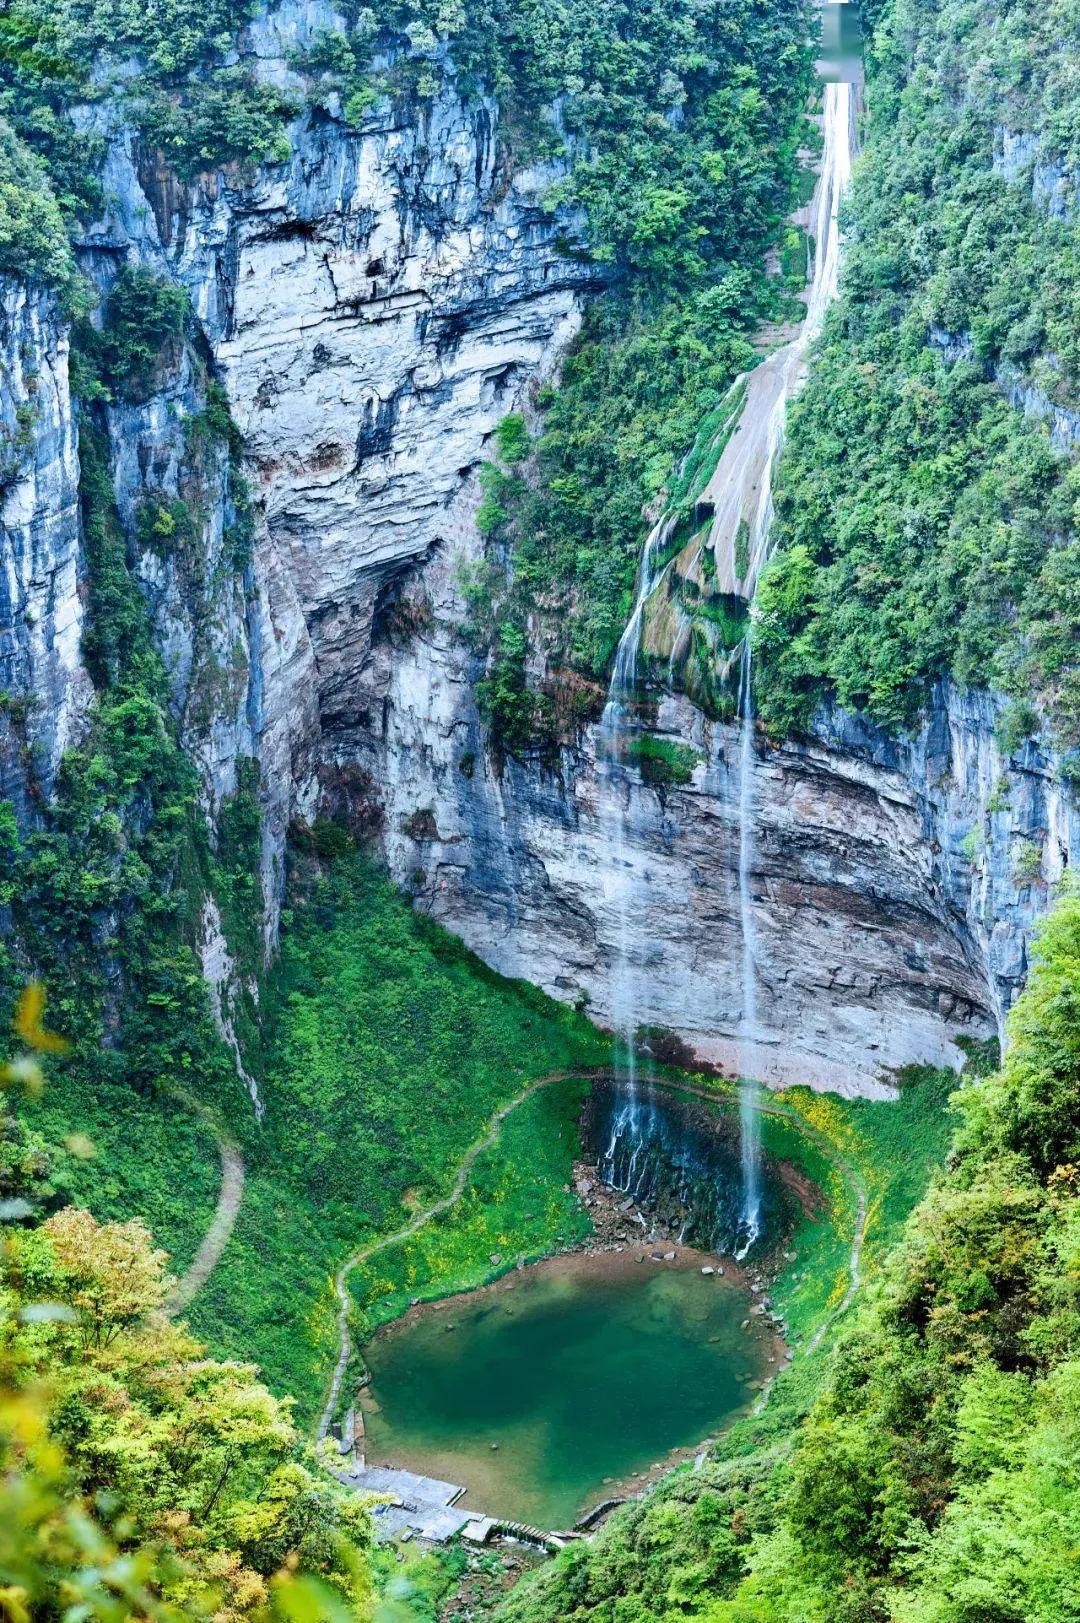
[358,6,859,1532]
[599,15,857,1244]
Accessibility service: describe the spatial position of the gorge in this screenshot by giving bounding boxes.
[3,0,1080,1616]
[3,0,1070,1109]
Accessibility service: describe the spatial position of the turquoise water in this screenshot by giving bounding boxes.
[361,1254,774,1529]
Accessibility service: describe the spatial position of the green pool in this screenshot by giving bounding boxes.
[360,1251,777,1529]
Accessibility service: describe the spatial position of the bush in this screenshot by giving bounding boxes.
[624,734,702,788]
[0,118,74,293]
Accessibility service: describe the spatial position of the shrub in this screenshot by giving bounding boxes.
[624,734,702,788]
[0,118,74,293]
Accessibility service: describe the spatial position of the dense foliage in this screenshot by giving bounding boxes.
[0,0,293,227]
[458,0,814,752]
[754,0,1080,750]
[0,118,73,293]
[0,1017,375,1622]
[25,851,608,1417]
[496,887,1080,1623]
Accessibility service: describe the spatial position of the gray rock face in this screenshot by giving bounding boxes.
[360,545,1077,1095]
[68,19,599,930]
[996,363,1080,453]
[3,15,1077,1100]
[993,124,1076,219]
[0,280,92,813]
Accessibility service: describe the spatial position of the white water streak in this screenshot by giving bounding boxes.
[735,80,855,1250]
[599,509,682,1113]
[598,81,855,1249]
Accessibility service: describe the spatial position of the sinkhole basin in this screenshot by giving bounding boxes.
[359,1246,781,1530]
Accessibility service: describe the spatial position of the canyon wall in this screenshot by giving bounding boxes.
[358,544,1078,1097]
[2,3,1077,1097]
[7,0,599,933]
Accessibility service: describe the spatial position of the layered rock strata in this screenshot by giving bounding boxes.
[363,543,1075,1095]
[2,7,1076,1098]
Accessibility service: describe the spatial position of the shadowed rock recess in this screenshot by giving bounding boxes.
[1,0,1073,1099]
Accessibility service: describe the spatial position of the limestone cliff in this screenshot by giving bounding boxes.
[0,280,91,815]
[353,544,1077,1096]
[1,1,1075,1099]
[11,0,599,933]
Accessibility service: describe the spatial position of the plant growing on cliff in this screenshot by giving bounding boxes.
[752,0,1080,749]
[0,0,296,225]
[623,734,702,789]
[0,118,74,294]
[0,285,264,1154]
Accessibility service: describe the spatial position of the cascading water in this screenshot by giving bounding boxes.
[596,56,856,1255]
[585,1081,781,1256]
[728,74,855,1251]
[736,641,762,1251]
[599,511,682,1115]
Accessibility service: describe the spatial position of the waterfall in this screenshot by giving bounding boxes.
[736,641,762,1252]
[586,1081,767,1255]
[732,78,855,1250]
[596,76,855,1252]
[599,512,681,1110]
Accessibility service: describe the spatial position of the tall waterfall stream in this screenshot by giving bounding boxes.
[598,67,856,1252]
[355,12,859,1536]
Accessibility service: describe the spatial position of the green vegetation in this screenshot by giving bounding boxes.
[0,0,294,225]
[0,1010,375,1623]
[26,853,610,1422]
[266,856,605,1246]
[622,734,703,790]
[754,0,1080,748]
[0,117,74,295]
[79,267,193,403]
[347,1075,591,1343]
[496,965,1080,1623]
[0,276,256,1140]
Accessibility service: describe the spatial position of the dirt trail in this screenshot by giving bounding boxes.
[316,1069,612,1441]
[164,1134,245,1316]
[316,1067,868,1441]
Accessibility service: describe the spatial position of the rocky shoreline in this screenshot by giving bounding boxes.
[573,1155,795,1350]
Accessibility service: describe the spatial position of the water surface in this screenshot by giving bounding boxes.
[362,1252,775,1529]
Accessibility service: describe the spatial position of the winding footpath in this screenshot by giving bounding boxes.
[316,1067,869,1441]
[317,1068,611,1441]
[164,1132,245,1316]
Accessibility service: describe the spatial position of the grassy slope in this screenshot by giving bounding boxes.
[25,856,610,1423]
[348,1076,594,1344]
[24,850,954,1444]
